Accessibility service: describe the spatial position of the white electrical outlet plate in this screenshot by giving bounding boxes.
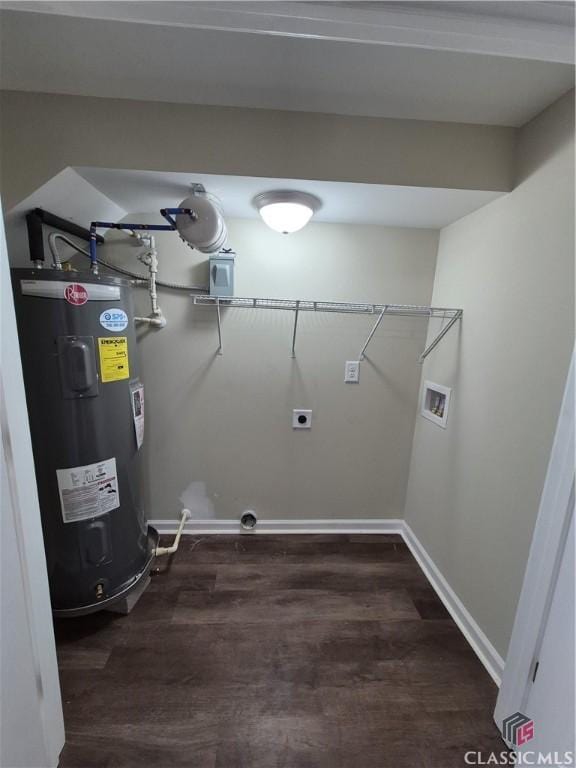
[344,361,360,383]
[293,409,312,429]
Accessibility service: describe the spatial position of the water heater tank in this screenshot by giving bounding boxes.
[11,269,157,617]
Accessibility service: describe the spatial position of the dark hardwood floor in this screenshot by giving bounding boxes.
[55,534,506,767]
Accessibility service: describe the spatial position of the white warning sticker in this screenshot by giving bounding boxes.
[130,381,145,450]
[56,457,120,524]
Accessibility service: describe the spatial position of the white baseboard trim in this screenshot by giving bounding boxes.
[149,518,404,535]
[402,521,505,687]
[148,516,504,685]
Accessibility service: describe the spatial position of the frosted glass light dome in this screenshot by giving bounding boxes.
[253,191,321,234]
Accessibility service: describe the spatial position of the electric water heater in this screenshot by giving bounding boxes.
[11,269,157,616]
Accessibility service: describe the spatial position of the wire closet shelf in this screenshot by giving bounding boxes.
[193,295,463,362]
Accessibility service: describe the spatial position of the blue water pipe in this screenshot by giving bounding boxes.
[89,208,197,271]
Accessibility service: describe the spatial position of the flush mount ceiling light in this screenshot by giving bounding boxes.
[253,190,322,234]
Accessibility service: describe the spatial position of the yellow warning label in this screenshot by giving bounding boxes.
[98,337,130,383]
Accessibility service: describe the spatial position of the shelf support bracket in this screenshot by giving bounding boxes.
[216,298,223,355]
[359,306,387,360]
[418,310,463,364]
[291,301,300,358]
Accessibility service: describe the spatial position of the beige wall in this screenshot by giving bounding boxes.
[96,218,439,521]
[0,91,516,211]
[2,84,573,664]
[404,90,575,659]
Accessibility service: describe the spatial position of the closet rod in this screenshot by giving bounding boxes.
[193,295,458,316]
[193,295,463,362]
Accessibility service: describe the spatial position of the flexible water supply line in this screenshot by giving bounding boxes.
[47,232,65,270]
[49,232,164,324]
[154,509,191,557]
[47,232,209,291]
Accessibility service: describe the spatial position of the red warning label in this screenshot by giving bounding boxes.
[64,283,88,306]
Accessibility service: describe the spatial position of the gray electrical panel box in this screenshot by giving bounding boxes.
[210,251,235,297]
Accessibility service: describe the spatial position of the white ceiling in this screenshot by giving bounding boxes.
[76,167,503,229]
[0,1,573,126]
[366,2,575,25]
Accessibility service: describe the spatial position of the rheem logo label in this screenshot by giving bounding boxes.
[64,283,88,306]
